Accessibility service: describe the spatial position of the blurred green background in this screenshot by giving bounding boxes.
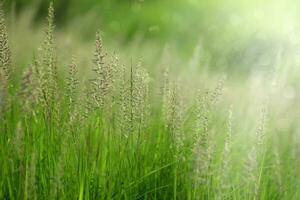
[4,0,300,73]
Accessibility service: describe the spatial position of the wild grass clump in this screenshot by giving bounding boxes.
[0,3,299,200]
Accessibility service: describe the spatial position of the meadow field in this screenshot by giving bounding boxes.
[1,0,300,199]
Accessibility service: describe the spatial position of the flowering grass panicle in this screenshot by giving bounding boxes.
[36,2,59,123]
[193,93,211,188]
[192,80,225,195]
[162,67,170,126]
[244,103,268,198]
[80,80,94,121]
[67,58,78,109]
[106,52,119,120]
[43,2,57,100]
[67,58,78,108]
[0,4,11,123]
[0,4,11,81]
[132,61,150,130]
[193,77,225,142]
[116,64,131,136]
[109,52,119,99]
[91,31,114,112]
[163,78,183,141]
[209,75,226,106]
[256,103,268,150]
[218,106,233,198]
[19,65,38,112]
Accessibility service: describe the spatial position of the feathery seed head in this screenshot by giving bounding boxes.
[256,103,268,148]
[19,65,38,112]
[162,67,170,122]
[163,80,184,153]
[132,61,150,126]
[36,2,58,120]
[116,64,131,135]
[243,103,269,198]
[80,80,94,121]
[218,105,234,197]
[0,4,11,81]
[192,87,218,188]
[91,31,115,111]
[66,57,79,127]
[67,57,78,109]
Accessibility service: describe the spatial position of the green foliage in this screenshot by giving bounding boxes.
[1,3,300,200]
[6,0,300,73]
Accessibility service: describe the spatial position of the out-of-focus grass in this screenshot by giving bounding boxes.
[6,0,300,73]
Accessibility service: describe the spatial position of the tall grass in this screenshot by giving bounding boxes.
[0,3,300,200]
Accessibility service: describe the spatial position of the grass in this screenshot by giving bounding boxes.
[1,2,300,200]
